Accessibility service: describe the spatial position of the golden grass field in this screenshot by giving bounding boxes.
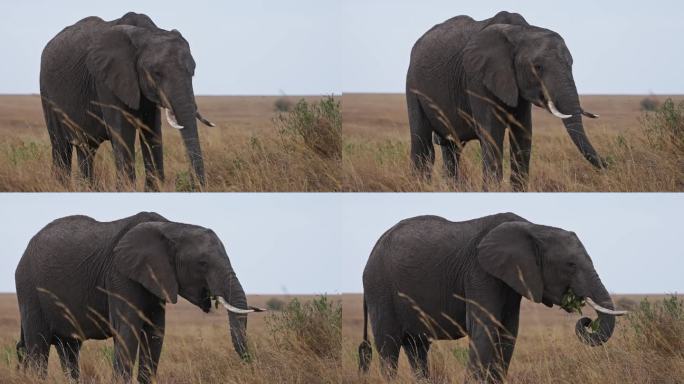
[342,94,684,191]
[342,293,684,384]
[0,294,341,384]
[0,95,341,192]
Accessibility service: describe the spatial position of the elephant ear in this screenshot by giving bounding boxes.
[463,26,519,108]
[113,222,178,303]
[476,221,543,302]
[86,26,140,110]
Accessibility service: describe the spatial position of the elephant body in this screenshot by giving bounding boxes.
[406,12,604,190]
[15,212,259,383]
[40,12,212,190]
[359,213,622,383]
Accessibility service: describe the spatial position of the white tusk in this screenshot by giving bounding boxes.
[582,110,600,119]
[547,101,573,119]
[196,111,216,127]
[585,297,628,316]
[249,306,268,312]
[165,109,184,129]
[216,296,255,314]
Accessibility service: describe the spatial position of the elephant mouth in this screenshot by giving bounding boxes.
[199,287,212,313]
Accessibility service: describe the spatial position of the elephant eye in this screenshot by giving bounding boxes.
[533,64,543,74]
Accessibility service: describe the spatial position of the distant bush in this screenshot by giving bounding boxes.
[274,97,293,112]
[640,98,684,157]
[266,297,285,311]
[266,295,341,360]
[627,294,684,357]
[615,297,638,311]
[640,96,660,111]
[275,97,342,160]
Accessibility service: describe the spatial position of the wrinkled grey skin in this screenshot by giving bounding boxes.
[359,213,618,383]
[406,11,605,191]
[15,212,255,383]
[40,12,208,190]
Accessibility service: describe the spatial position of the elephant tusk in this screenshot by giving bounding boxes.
[196,111,216,127]
[585,297,628,316]
[582,109,600,119]
[165,108,184,130]
[249,305,268,312]
[547,101,573,119]
[216,296,257,314]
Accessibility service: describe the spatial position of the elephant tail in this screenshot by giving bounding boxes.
[358,294,372,373]
[16,326,26,369]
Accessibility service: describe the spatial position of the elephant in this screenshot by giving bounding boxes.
[357,213,627,383]
[406,11,605,191]
[15,212,264,383]
[40,12,215,190]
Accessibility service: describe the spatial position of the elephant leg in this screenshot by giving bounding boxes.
[76,143,98,186]
[108,122,137,189]
[440,139,464,183]
[402,333,431,379]
[54,337,81,381]
[139,104,164,192]
[509,103,532,192]
[376,333,401,379]
[407,93,435,180]
[138,303,165,384]
[499,297,521,376]
[21,323,51,378]
[469,97,507,190]
[50,135,73,185]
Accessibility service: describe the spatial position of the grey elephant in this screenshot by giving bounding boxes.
[15,212,264,383]
[358,213,627,383]
[40,12,215,190]
[406,11,604,191]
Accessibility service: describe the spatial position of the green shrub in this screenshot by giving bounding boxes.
[640,98,684,156]
[274,97,293,112]
[266,295,341,360]
[266,297,286,311]
[627,294,684,357]
[275,97,342,160]
[640,96,659,111]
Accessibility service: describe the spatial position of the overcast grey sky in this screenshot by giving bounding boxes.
[0,193,341,294]
[342,0,684,94]
[341,193,683,294]
[2,1,682,95]
[0,0,340,95]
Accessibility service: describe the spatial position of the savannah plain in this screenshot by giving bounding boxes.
[0,294,341,384]
[342,293,684,384]
[0,95,341,192]
[342,94,684,192]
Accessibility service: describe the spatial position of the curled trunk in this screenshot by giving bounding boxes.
[575,276,616,346]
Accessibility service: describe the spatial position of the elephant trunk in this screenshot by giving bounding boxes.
[552,80,605,169]
[223,271,250,360]
[169,88,206,187]
[575,275,616,347]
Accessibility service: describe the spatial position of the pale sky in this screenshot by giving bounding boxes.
[0,193,341,295]
[341,0,684,94]
[0,194,681,295]
[2,1,683,95]
[0,0,341,95]
[340,193,683,294]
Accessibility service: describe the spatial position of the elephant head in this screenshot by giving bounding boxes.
[463,24,605,169]
[476,221,627,346]
[112,222,264,359]
[86,23,214,185]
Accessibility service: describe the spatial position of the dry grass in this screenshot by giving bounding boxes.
[341,94,684,192]
[341,293,684,384]
[0,95,341,192]
[0,294,341,384]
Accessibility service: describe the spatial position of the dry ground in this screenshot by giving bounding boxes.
[0,294,341,384]
[0,95,340,192]
[342,94,684,191]
[342,293,683,384]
